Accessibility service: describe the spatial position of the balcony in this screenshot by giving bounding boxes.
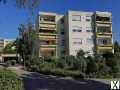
[39,35,57,40]
[39,29,57,36]
[40,44,57,48]
[40,47,56,51]
[40,49,56,57]
[96,34,112,38]
[97,39,113,47]
[40,15,56,24]
[40,23,56,29]
[40,40,57,48]
[97,48,113,54]
[39,32,57,36]
[97,44,113,47]
[96,16,112,24]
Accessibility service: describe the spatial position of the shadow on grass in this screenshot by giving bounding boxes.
[21,72,110,90]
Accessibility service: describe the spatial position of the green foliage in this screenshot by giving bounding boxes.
[103,52,119,73]
[24,41,120,79]
[76,49,85,57]
[3,42,16,54]
[86,59,97,74]
[11,60,17,65]
[5,60,17,67]
[0,0,40,9]
[0,69,23,90]
[16,23,38,68]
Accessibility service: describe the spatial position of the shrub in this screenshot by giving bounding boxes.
[5,61,11,67]
[97,74,113,79]
[113,73,120,78]
[0,69,23,90]
[5,60,17,67]
[11,60,17,65]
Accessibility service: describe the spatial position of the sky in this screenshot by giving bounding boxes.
[0,0,120,42]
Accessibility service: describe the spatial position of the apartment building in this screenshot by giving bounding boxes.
[0,39,15,52]
[36,10,113,57]
[0,39,4,52]
[0,39,16,62]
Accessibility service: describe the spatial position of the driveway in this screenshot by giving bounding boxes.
[22,73,111,90]
[9,66,111,90]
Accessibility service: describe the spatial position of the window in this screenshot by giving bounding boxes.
[73,38,82,45]
[72,26,82,32]
[97,39,110,45]
[73,41,82,44]
[72,29,82,32]
[86,16,91,21]
[60,19,64,24]
[61,40,65,46]
[86,30,94,32]
[97,39,111,45]
[86,27,92,32]
[61,32,64,35]
[86,38,93,44]
[72,15,81,21]
[86,30,91,32]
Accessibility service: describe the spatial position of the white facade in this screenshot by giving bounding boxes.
[65,11,95,56]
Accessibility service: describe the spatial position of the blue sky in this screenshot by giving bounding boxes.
[0,0,120,42]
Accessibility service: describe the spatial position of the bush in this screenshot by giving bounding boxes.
[11,60,17,65]
[0,69,23,90]
[5,61,11,67]
[99,74,113,79]
[5,60,17,67]
[113,73,120,78]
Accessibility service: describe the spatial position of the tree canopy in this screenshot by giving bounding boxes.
[0,0,40,9]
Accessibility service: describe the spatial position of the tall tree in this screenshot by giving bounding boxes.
[16,22,37,68]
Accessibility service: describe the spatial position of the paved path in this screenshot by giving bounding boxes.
[9,66,112,90]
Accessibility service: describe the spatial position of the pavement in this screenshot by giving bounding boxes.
[7,65,113,90]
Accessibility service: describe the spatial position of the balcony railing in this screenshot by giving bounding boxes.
[97,44,113,47]
[40,24,56,28]
[40,44,57,48]
[39,33,57,36]
[39,29,57,35]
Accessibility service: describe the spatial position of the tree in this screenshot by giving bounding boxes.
[76,49,85,58]
[103,52,119,73]
[16,22,37,68]
[114,41,120,53]
[3,41,16,54]
[65,55,76,69]
[114,41,120,73]
[0,0,40,9]
[86,56,97,74]
[75,50,87,73]
[94,54,111,76]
